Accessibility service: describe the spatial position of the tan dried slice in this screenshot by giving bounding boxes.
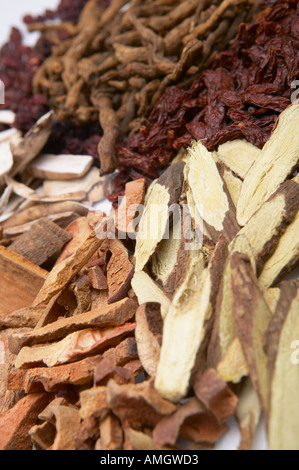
[193,368,238,425]
[131,270,171,319]
[216,337,249,384]
[8,218,72,266]
[87,265,108,290]
[135,160,185,271]
[70,274,91,314]
[221,167,243,208]
[0,128,22,146]
[0,246,48,315]
[155,237,228,402]
[258,210,299,288]
[107,378,176,429]
[10,111,53,177]
[42,167,111,203]
[12,297,136,348]
[207,234,255,380]
[33,216,112,306]
[185,140,239,242]
[28,153,93,180]
[238,177,299,274]
[5,175,87,203]
[217,139,261,179]
[263,287,280,314]
[266,280,299,450]
[235,377,262,451]
[237,104,299,226]
[0,392,51,450]
[153,397,227,448]
[231,251,272,413]
[15,323,136,369]
[135,302,163,377]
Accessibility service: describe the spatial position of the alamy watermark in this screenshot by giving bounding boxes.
[0,79,4,105]
[290,340,299,365]
[94,198,204,251]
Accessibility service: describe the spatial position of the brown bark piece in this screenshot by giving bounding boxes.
[33,215,112,306]
[107,378,176,429]
[55,216,93,264]
[22,357,96,393]
[87,265,108,290]
[116,178,146,238]
[0,392,51,450]
[153,397,227,448]
[15,324,136,369]
[9,218,72,266]
[0,246,48,315]
[12,297,137,350]
[193,368,238,424]
[51,404,81,450]
[105,239,135,304]
[96,412,123,450]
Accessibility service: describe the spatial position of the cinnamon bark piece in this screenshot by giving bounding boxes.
[87,265,108,290]
[266,280,299,450]
[193,368,238,425]
[105,239,135,304]
[14,324,136,369]
[9,218,72,266]
[0,246,48,315]
[107,378,176,429]
[11,297,137,349]
[51,405,81,450]
[0,392,51,450]
[135,160,185,271]
[185,141,240,243]
[33,215,112,306]
[237,104,299,226]
[231,252,272,413]
[96,412,123,450]
[21,357,96,393]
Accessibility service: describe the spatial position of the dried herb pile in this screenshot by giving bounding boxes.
[0,102,299,450]
[112,0,299,201]
[31,0,260,176]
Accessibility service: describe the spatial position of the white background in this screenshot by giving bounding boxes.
[0,0,268,451]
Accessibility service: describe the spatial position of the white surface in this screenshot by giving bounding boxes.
[0,0,268,451]
[0,0,60,47]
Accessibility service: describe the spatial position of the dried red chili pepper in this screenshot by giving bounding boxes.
[111,0,298,203]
